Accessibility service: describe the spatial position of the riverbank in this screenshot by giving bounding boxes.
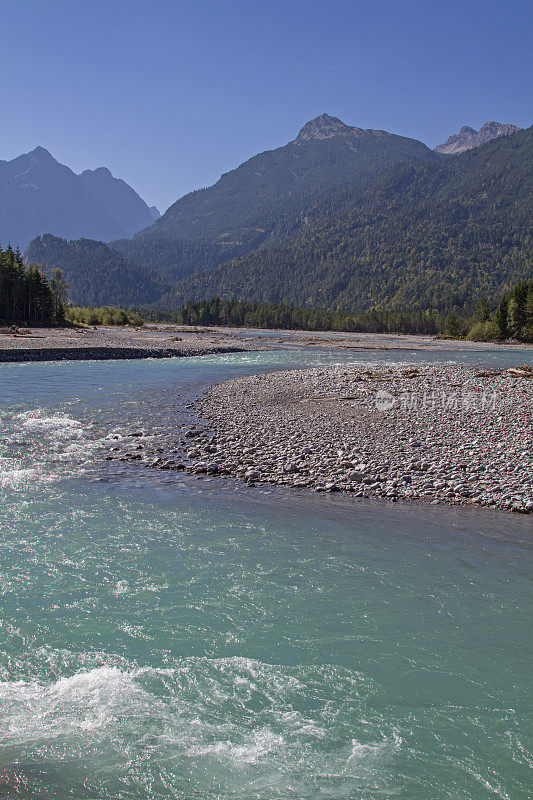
[1,323,531,362]
[186,364,532,513]
[0,324,249,362]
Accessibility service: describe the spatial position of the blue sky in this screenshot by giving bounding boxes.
[2,0,531,211]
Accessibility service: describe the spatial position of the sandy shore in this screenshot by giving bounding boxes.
[178,363,533,513]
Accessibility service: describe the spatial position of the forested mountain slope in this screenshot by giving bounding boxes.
[110,114,439,278]
[25,235,162,307]
[170,127,532,312]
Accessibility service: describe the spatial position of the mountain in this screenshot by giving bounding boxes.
[25,234,162,307]
[26,114,441,304]
[24,122,532,313]
[79,167,160,237]
[120,113,439,278]
[170,127,532,312]
[435,121,520,154]
[0,146,158,249]
[140,113,439,246]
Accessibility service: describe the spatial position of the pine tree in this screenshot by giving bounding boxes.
[494,296,509,339]
[507,282,528,339]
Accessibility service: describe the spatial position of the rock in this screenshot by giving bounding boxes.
[244,469,260,481]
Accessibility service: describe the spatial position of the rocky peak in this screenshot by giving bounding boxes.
[295,114,356,142]
[478,121,520,140]
[28,146,55,162]
[435,121,520,155]
[89,166,113,177]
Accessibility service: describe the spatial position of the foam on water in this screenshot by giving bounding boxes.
[0,658,401,799]
[0,667,146,743]
[0,409,104,489]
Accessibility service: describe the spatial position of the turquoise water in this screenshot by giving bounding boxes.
[0,348,532,799]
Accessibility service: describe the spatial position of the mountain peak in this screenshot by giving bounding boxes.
[92,166,112,177]
[28,146,55,161]
[295,114,354,141]
[435,121,520,154]
[479,121,520,137]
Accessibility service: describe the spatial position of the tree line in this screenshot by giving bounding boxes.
[139,284,533,341]
[0,245,66,325]
[141,298,447,334]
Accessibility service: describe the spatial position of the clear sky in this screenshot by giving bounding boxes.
[2,0,531,212]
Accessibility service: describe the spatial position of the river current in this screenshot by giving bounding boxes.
[0,346,531,799]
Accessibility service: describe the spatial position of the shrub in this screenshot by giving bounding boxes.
[466,320,501,341]
[65,306,144,326]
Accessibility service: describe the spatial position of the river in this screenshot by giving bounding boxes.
[0,346,531,799]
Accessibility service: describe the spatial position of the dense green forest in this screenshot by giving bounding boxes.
[0,245,64,324]
[173,128,532,312]
[25,235,163,306]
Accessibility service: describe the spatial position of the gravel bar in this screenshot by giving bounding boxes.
[184,364,533,513]
[0,324,252,362]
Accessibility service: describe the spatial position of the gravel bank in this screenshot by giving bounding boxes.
[181,364,533,513]
[0,325,249,362]
[2,325,531,363]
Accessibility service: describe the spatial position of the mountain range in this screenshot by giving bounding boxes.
[0,147,159,249]
[23,115,532,312]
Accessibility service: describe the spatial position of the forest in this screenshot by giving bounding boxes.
[0,245,65,325]
[143,280,533,342]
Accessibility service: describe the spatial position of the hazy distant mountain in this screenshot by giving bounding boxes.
[0,146,158,248]
[79,167,160,237]
[435,121,520,154]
